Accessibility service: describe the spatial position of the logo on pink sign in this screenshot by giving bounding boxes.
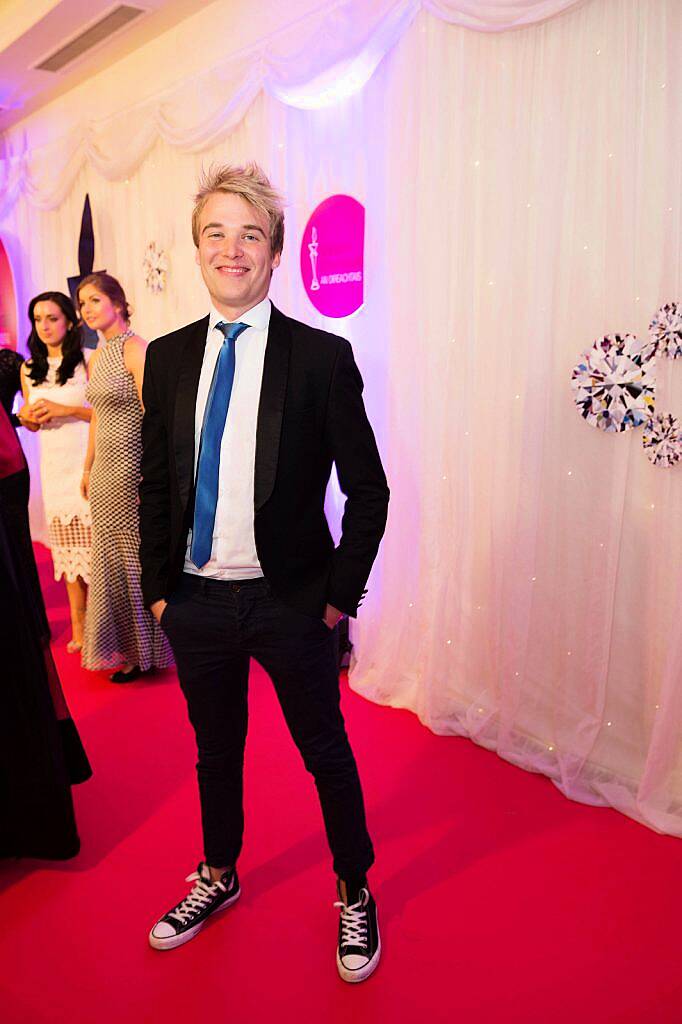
[300,195,365,318]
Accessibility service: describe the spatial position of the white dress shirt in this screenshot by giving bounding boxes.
[184,297,270,580]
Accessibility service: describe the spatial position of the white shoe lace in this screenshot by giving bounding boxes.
[334,889,369,948]
[168,870,227,926]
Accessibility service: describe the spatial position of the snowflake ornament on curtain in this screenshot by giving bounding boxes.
[642,413,682,468]
[571,333,656,432]
[648,302,682,359]
[143,242,168,294]
[640,301,682,467]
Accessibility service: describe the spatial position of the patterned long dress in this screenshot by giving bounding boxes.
[82,332,173,672]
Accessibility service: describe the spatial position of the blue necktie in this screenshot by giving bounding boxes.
[190,320,249,568]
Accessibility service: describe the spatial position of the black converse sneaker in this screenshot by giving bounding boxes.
[335,883,381,983]
[148,862,240,950]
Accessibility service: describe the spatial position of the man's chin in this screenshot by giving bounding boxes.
[211,287,249,309]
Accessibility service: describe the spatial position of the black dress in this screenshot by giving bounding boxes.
[0,358,92,859]
[0,346,24,425]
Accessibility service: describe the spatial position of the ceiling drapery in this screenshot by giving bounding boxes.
[0,0,584,217]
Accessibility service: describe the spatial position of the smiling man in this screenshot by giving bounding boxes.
[139,164,389,983]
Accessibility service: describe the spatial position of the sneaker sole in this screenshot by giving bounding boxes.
[336,935,382,984]
[148,888,241,951]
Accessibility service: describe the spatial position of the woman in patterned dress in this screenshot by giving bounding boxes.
[78,273,173,683]
[19,292,92,653]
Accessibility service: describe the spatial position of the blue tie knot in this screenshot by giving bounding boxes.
[216,320,249,344]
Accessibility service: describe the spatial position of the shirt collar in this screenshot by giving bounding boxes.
[208,297,271,333]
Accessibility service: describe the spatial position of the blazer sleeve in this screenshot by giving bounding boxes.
[324,339,389,617]
[139,343,171,607]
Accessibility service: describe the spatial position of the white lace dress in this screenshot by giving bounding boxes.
[26,356,92,583]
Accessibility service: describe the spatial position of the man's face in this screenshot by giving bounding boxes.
[195,191,280,317]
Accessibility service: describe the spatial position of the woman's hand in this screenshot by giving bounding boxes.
[80,470,90,500]
[32,399,69,424]
[17,404,40,432]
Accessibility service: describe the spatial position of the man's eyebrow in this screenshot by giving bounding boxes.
[201,222,267,237]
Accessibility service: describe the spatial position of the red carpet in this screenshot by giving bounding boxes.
[2,544,682,1023]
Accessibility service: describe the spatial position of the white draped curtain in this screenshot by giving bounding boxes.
[2,0,681,833]
[0,0,587,216]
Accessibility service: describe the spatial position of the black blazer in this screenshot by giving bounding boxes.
[139,304,389,618]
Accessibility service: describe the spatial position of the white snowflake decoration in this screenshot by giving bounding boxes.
[571,333,656,432]
[143,241,168,294]
[572,300,682,469]
[642,412,682,468]
[649,302,682,359]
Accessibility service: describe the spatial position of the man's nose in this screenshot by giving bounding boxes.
[222,235,243,259]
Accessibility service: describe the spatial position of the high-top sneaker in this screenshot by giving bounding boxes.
[334,882,381,983]
[149,862,240,950]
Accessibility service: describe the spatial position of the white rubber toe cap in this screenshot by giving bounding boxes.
[340,954,369,971]
[151,921,177,939]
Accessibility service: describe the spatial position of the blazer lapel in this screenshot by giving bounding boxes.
[174,316,209,510]
[255,304,291,510]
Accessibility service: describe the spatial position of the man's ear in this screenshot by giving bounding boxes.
[271,251,281,271]
[195,247,201,266]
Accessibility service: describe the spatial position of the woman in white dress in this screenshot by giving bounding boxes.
[19,292,92,652]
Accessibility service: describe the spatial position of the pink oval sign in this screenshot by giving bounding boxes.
[300,195,365,318]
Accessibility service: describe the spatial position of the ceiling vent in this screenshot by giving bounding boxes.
[34,5,146,73]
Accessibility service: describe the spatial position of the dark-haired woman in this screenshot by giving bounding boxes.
[19,292,92,653]
[78,273,172,683]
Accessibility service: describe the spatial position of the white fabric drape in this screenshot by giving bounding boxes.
[2,0,681,835]
[0,0,586,218]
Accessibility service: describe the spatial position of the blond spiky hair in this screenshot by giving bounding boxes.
[191,162,285,255]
